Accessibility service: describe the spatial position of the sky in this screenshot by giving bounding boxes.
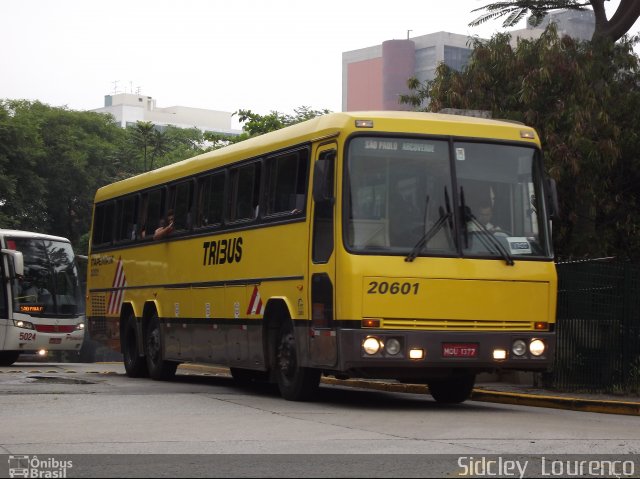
[2,0,639,128]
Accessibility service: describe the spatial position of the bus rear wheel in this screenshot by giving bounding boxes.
[275,321,320,401]
[145,313,178,380]
[0,351,20,366]
[122,312,148,378]
[427,374,475,404]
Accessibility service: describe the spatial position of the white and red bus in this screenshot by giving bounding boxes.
[0,229,85,365]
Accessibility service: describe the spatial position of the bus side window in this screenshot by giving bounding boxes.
[144,188,165,237]
[115,195,138,242]
[229,162,261,222]
[168,180,194,232]
[265,149,309,217]
[91,202,115,247]
[196,172,225,228]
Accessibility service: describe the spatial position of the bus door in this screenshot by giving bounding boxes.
[308,144,337,367]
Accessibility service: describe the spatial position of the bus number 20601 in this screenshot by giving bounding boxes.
[367,281,419,295]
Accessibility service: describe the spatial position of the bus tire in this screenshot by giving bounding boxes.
[275,320,320,401]
[427,373,475,404]
[0,351,20,366]
[122,312,148,378]
[145,313,178,380]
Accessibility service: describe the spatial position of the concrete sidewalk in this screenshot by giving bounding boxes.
[179,363,640,416]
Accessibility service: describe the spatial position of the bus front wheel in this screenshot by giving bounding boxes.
[122,312,148,378]
[427,374,475,404]
[0,351,20,367]
[276,321,320,401]
[145,313,178,380]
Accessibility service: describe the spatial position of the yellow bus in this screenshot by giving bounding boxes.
[86,111,557,403]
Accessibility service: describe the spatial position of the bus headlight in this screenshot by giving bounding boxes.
[385,338,401,356]
[13,320,35,330]
[529,339,546,357]
[512,339,527,357]
[75,322,85,331]
[362,337,381,355]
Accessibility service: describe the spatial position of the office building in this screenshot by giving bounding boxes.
[92,92,240,135]
[342,10,595,112]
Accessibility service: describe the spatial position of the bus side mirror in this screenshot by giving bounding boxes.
[1,249,24,277]
[546,177,560,220]
[313,151,336,204]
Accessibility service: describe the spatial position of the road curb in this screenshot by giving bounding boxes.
[470,388,640,416]
[178,363,640,416]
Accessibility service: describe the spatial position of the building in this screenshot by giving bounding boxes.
[342,10,595,112]
[510,9,595,43]
[92,93,240,135]
[342,31,476,112]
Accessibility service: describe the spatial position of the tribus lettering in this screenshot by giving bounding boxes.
[202,237,243,266]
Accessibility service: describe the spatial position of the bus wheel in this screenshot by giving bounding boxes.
[0,351,20,366]
[145,313,178,380]
[276,321,320,401]
[122,312,148,378]
[427,374,475,404]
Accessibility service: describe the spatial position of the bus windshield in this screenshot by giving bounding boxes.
[7,237,83,316]
[345,136,552,259]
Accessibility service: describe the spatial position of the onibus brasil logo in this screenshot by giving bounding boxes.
[8,455,73,478]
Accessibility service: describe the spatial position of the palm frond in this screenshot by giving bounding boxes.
[503,8,529,27]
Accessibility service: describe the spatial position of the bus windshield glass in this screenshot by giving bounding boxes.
[6,237,83,316]
[345,136,552,259]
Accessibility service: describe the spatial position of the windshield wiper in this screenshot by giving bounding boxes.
[405,211,452,262]
[467,214,515,266]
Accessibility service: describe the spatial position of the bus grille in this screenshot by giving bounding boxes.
[91,294,107,316]
[381,318,535,331]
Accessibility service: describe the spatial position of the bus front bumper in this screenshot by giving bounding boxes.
[329,328,555,379]
[4,317,85,352]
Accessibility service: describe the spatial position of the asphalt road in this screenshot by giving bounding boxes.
[1,362,639,477]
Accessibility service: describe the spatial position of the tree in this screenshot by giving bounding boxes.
[470,0,640,43]
[204,106,332,149]
[157,126,206,167]
[400,26,640,258]
[0,100,127,248]
[131,121,155,172]
[148,129,172,171]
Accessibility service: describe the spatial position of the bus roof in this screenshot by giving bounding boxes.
[94,111,540,203]
[0,229,71,243]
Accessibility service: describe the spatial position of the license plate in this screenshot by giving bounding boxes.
[442,343,478,358]
[49,338,61,344]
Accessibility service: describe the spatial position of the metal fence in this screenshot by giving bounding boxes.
[543,259,640,393]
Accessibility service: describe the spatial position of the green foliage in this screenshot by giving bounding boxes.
[401,26,640,259]
[0,100,128,251]
[204,106,331,149]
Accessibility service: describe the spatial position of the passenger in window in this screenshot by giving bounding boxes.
[153,210,175,240]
